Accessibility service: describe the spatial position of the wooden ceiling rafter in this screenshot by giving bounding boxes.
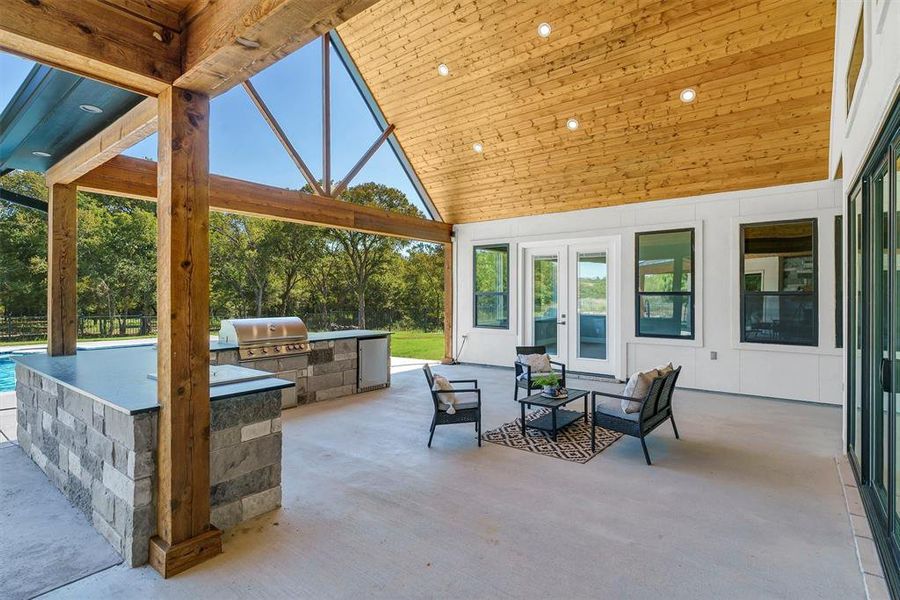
[337,0,836,223]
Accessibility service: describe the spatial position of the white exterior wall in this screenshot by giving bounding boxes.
[452,179,843,405]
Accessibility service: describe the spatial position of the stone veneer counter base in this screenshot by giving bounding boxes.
[13,347,291,567]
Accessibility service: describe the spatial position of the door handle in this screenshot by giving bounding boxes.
[882,358,892,393]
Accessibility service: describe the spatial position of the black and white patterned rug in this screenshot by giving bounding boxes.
[482,408,623,464]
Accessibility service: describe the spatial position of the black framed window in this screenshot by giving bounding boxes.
[473,244,509,328]
[740,219,818,346]
[635,229,694,339]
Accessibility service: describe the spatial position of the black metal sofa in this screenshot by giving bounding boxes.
[423,364,482,447]
[590,366,682,465]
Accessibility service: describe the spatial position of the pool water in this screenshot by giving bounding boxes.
[0,355,15,392]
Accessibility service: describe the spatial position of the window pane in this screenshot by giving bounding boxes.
[533,256,558,354]
[637,230,692,292]
[638,294,693,337]
[474,246,508,293]
[474,294,508,328]
[742,221,815,292]
[742,294,816,345]
[578,253,607,359]
[474,245,508,328]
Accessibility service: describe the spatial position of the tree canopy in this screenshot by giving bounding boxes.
[0,171,444,333]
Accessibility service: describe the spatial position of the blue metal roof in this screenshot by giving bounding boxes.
[0,64,145,173]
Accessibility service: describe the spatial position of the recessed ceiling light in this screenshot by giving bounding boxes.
[437,63,450,77]
[79,104,103,114]
[566,117,579,131]
[680,88,697,103]
[236,36,261,49]
[537,22,552,38]
[472,143,484,153]
[32,151,51,158]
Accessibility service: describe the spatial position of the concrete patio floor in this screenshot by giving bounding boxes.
[34,363,862,598]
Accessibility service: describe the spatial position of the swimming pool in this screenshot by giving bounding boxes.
[0,355,15,392]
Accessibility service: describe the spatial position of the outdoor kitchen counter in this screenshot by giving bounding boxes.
[208,329,391,352]
[12,345,294,414]
[13,345,290,567]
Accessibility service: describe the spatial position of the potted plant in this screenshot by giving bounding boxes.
[532,373,561,396]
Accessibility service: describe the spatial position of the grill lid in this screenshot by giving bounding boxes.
[219,317,309,345]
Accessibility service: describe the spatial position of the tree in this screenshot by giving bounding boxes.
[0,171,48,317]
[327,182,422,328]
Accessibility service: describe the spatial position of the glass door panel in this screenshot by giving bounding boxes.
[576,252,607,360]
[850,187,863,467]
[893,147,900,529]
[532,255,560,356]
[871,164,890,506]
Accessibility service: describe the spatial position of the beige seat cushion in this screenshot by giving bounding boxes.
[621,369,659,414]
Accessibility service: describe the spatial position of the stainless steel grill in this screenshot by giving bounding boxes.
[218,317,310,361]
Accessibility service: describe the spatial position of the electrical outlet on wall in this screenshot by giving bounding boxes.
[710,351,718,360]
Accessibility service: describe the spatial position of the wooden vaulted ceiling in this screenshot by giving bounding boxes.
[337,0,836,223]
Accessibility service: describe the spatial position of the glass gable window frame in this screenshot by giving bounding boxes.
[634,228,695,340]
[473,244,510,329]
[739,219,819,346]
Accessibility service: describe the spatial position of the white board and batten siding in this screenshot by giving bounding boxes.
[452,179,844,405]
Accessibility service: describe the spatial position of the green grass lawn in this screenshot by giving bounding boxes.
[390,330,444,361]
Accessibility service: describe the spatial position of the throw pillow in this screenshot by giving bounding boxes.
[656,362,674,376]
[432,375,458,414]
[621,368,659,414]
[517,353,552,373]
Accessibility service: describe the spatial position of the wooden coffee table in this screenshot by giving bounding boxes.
[517,389,590,442]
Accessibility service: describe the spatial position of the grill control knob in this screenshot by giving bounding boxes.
[273,346,281,353]
[261,348,268,354]
[247,349,254,356]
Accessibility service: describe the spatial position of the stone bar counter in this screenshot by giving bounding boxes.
[13,346,293,567]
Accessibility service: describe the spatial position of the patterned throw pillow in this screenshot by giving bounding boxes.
[432,375,458,414]
[517,353,552,378]
[621,369,659,414]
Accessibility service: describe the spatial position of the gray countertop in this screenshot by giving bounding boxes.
[13,346,294,416]
[210,329,391,352]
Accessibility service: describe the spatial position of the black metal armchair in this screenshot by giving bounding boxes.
[590,366,681,465]
[513,345,566,402]
[423,364,482,448]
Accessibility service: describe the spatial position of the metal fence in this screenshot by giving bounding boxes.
[0,310,419,343]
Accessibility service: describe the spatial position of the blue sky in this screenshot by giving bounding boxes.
[0,38,429,216]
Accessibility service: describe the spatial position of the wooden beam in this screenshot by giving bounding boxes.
[322,33,332,196]
[148,86,221,578]
[46,97,158,186]
[47,183,77,356]
[0,0,181,96]
[241,80,326,196]
[442,242,453,364]
[75,156,453,244]
[176,0,380,96]
[332,124,395,198]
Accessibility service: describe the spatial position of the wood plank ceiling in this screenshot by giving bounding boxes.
[337,0,836,223]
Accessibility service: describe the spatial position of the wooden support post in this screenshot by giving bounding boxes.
[322,33,332,196]
[47,183,77,356]
[442,241,454,364]
[148,86,221,578]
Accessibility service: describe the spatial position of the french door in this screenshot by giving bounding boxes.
[523,239,619,377]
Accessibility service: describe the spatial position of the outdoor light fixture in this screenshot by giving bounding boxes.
[680,88,697,103]
[473,143,484,153]
[236,36,261,49]
[31,151,51,157]
[537,22,552,38]
[79,104,103,114]
[566,117,579,131]
[437,63,450,77]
